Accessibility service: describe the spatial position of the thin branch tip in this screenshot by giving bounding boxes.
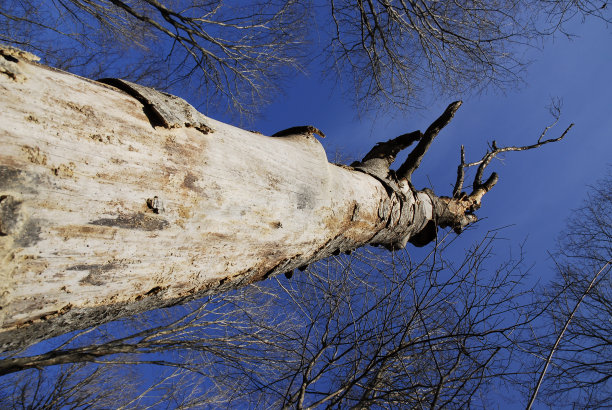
[450,100,463,109]
[444,113,571,235]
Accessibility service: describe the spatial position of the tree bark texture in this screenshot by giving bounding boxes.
[0,47,444,351]
[2,45,565,352]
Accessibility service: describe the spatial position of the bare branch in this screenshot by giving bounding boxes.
[431,113,572,235]
[397,101,462,180]
[527,260,611,410]
[0,0,308,116]
[526,173,612,407]
[452,145,466,198]
[0,233,537,408]
[363,131,422,164]
[470,122,574,190]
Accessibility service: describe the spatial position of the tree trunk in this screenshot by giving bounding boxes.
[0,46,558,352]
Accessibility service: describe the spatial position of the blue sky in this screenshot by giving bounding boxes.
[245,20,611,406]
[2,4,610,407]
[251,17,612,286]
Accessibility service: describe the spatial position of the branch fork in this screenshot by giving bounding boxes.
[352,101,572,248]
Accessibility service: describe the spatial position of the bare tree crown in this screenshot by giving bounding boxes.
[1,0,609,114]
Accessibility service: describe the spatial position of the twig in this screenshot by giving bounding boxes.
[526,260,611,410]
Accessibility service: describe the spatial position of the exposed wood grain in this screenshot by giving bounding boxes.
[0,50,436,351]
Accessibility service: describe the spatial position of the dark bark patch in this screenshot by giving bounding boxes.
[58,304,72,315]
[14,218,42,247]
[1,54,17,63]
[68,262,123,286]
[267,175,281,190]
[0,53,23,81]
[0,167,23,190]
[0,166,40,194]
[88,134,113,143]
[182,172,202,193]
[89,212,169,231]
[65,102,95,118]
[0,195,24,236]
[135,286,165,300]
[145,286,163,296]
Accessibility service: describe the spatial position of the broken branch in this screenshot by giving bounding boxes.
[359,131,422,168]
[397,101,462,181]
[272,126,326,138]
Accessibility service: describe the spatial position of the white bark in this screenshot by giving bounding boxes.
[0,44,572,351]
[0,47,439,351]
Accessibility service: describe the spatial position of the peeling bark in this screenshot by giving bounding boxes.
[0,46,570,351]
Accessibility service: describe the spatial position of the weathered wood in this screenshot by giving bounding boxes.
[0,47,439,351]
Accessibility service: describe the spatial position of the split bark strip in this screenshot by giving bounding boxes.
[0,46,571,351]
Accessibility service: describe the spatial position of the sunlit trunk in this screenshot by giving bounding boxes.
[0,47,439,351]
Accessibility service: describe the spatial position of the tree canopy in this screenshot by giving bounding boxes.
[528,171,612,408]
[0,0,611,408]
[1,0,609,114]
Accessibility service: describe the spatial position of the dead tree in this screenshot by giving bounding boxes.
[0,46,571,351]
